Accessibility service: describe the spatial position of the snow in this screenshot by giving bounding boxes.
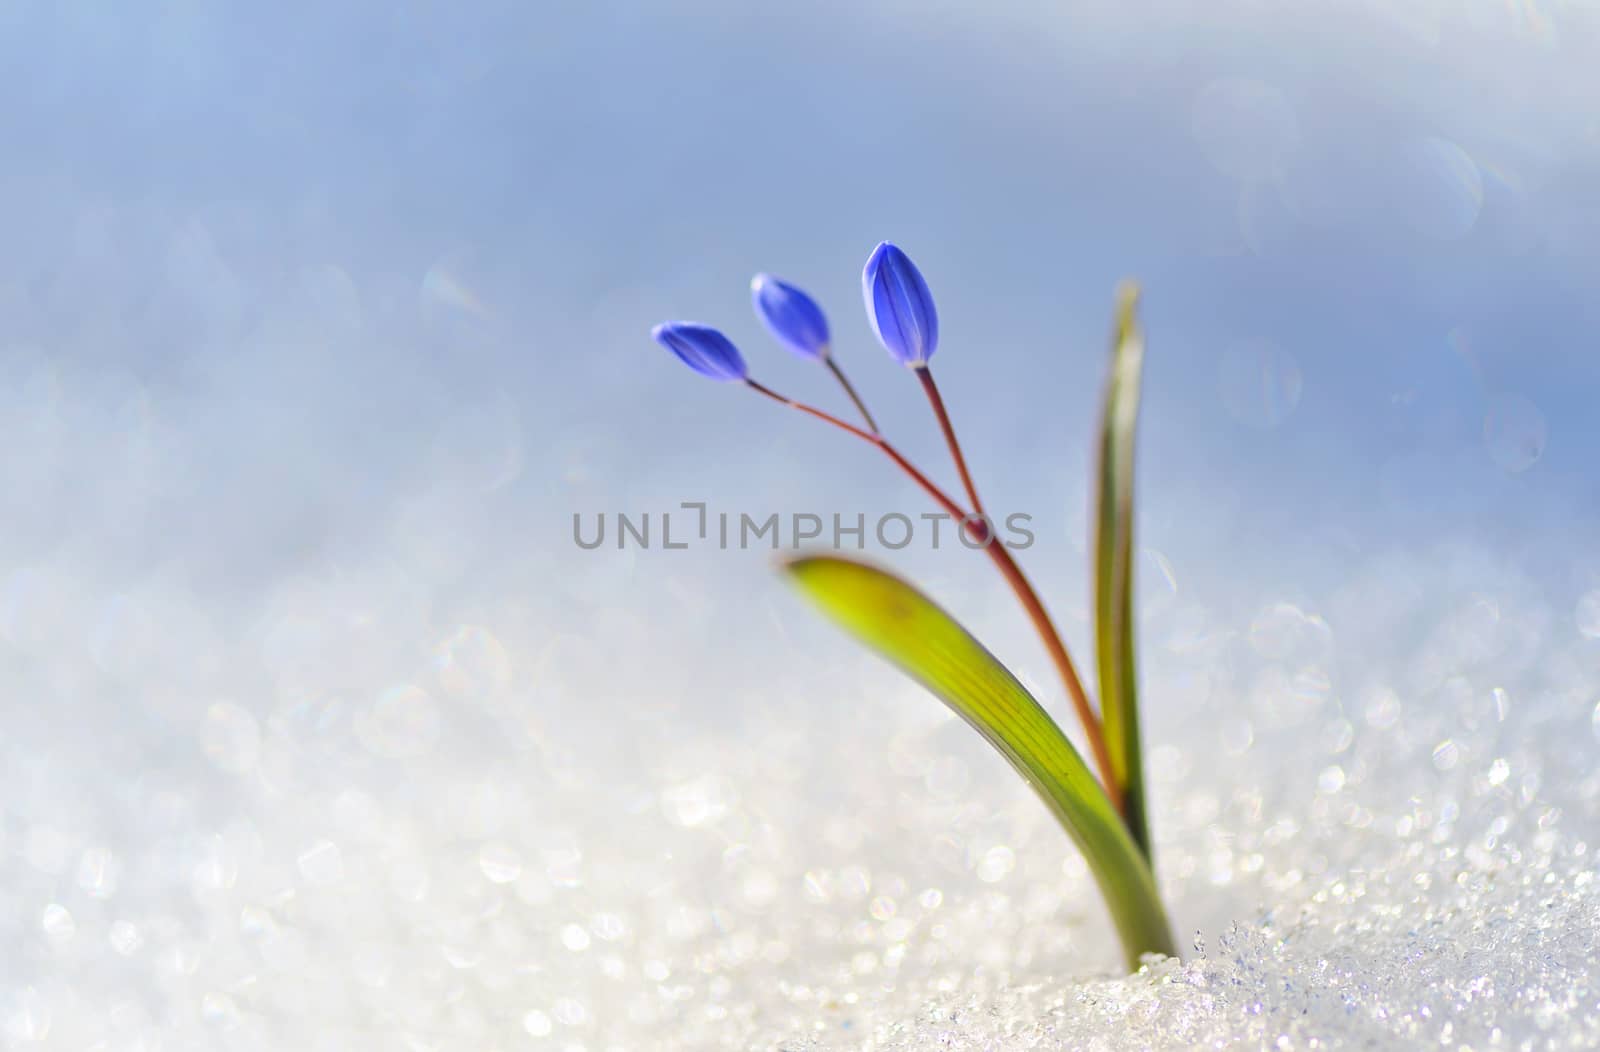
[5,530,1598,1051]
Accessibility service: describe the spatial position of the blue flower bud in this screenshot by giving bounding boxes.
[751,273,830,360]
[651,322,749,382]
[862,241,938,366]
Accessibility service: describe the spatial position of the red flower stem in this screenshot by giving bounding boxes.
[979,535,1116,810]
[823,355,880,434]
[747,379,966,525]
[913,366,1115,809]
[916,366,985,519]
[744,378,1121,809]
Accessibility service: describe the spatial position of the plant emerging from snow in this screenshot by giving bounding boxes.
[652,243,1175,969]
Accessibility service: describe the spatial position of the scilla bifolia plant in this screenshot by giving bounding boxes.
[651,243,1176,969]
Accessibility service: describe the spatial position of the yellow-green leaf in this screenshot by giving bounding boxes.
[1094,283,1151,857]
[784,554,1175,969]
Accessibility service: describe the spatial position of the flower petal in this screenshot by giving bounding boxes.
[651,322,749,382]
[862,242,938,366]
[751,274,830,360]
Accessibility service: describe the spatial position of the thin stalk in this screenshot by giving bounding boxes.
[913,365,1116,812]
[744,378,1121,804]
[915,367,985,518]
[746,379,966,526]
[823,354,880,434]
[980,535,1117,810]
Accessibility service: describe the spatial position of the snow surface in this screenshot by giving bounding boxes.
[5,532,1600,1051]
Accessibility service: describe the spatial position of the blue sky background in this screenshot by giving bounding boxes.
[2,1,1598,754]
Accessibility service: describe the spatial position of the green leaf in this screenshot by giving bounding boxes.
[784,554,1176,969]
[1094,283,1151,858]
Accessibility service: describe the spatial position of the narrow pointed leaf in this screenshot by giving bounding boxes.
[784,554,1176,968]
[1094,284,1151,858]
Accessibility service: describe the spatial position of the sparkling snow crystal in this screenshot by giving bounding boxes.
[4,528,1599,1050]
